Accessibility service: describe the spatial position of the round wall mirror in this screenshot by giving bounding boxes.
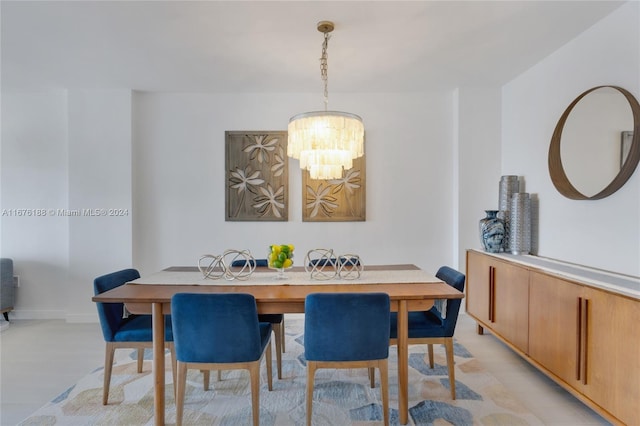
[548,85,640,200]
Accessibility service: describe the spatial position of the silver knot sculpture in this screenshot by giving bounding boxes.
[304,249,363,280]
[198,249,256,281]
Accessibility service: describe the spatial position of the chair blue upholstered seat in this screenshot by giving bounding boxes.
[171,293,273,426]
[231,258,285,378]
[389,266,466,399]
[305,292,391,426]
[94,268,176,405]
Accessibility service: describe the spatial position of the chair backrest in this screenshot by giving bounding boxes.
[1,258,15,310]
[308,257,361,267]
[231,259,268,267]
[304,292,390,362]
[171,293,263,363]
[94,268,141,341]
[1,258,13,286]
[435,266,466,336]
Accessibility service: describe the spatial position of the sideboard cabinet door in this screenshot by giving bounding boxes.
[466,250,529,353]
[530,272,640,425]
[491,260,529,353]
[466,250,492,326]
[582,287,640,425]
[529,272,582,385]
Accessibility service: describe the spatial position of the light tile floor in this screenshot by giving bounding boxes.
[0,314,611,425]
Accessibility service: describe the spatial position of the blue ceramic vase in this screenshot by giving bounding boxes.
[479,210,505,253]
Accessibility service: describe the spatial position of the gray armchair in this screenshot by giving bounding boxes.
[1,258,15,321]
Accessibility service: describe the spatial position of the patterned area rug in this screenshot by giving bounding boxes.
[20,318,542,425]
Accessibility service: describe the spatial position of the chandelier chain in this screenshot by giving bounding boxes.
[320,32,330,110]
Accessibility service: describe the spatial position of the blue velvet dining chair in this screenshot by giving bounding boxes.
[171,293,273,426]
[304,292,390,426]
[232,258,285,379]
[389,266,466,399]
[94,268,176,405]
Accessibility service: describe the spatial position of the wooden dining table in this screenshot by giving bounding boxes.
[92,264,464,425]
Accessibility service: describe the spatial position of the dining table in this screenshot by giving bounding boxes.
[92,263,464,425]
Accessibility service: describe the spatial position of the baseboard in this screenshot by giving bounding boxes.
[8,309,66,320]
[7,309,99,323]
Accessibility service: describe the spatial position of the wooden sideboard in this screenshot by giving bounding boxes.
[466,249,640,426]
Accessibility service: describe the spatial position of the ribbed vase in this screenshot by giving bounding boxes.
[499,175,519,211]
[498,175,519,252]
[509,193,531,255]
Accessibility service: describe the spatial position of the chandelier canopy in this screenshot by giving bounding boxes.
[287,21,364,180]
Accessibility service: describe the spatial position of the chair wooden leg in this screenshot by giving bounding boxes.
[249,362,260,426]
[137,347,144,373]
[379,360,389,426]
[306,362,317,426]
[202,369,222,391]
[369,367,375,388]
[265,340,273,391]
[203,370,210,391]
[274,323,283,379]
[176,362,187,426]
[103,343,116,405]
[281,316,286,353]
[444,338,456,399]
[169,344,177,398]
[427,343,435,369]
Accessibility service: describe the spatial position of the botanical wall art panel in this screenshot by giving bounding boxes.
[303,155,366,222]
[225,131,288,221]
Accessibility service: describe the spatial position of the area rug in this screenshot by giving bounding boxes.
[20,318,542,425]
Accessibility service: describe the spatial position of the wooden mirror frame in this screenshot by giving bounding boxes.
[548,85,640,200]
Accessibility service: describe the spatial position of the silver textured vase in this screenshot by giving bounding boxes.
[498,175,519,251]
[509,193,531,255]
[499,175,519,211]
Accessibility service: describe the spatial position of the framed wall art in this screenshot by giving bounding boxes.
[225,131,288,221]
[302,155,366,222]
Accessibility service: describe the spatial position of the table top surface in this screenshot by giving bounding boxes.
[92,264,464,304]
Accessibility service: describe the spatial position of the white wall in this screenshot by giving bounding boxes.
[456,87,502,271]
[502,1,640,275]
[1,90,134,321]
[132,91,458,275]
[67,90,133,322]
[1,91,69,318]
[2,89,469,320]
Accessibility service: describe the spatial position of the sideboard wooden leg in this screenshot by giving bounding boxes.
[476,324,484,335]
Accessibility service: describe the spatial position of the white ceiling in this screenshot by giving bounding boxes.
[0,1,624,93]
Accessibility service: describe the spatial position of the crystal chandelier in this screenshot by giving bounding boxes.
[287,21,364,180]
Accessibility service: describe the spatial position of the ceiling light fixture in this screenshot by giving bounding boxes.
[287,21,364,180]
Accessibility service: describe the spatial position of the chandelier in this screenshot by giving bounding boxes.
[287,21,364,180]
